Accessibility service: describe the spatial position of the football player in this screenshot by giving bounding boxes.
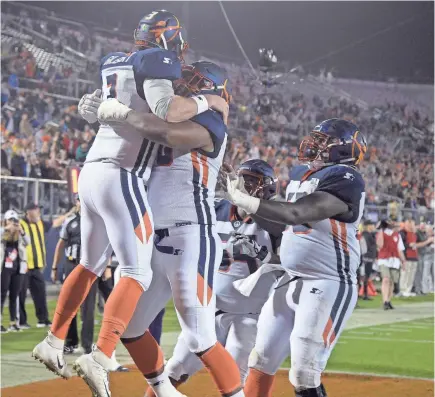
[150,160,280,394]
[33,10,227,397]
[221,119,367,397]
[94,62,246,397]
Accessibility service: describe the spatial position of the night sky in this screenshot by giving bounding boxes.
[21,1,434,83]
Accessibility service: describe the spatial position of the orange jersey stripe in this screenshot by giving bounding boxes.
[339,222,349,253]
[191,152,201,174]
[135,224,144,243]
[322,317,333,347]
[200,154,209,186]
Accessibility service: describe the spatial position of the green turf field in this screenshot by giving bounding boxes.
[2,294,434,379]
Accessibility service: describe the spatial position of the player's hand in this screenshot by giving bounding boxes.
[218,163,247,194]
[97,99,132,123]
[224,175,260,214]
[228,232,271,263]
[78,89,102,124]
[51,268,57,283]
[205,95,229,125]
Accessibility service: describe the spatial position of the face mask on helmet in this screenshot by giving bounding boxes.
[237,171,277,200]
[298,131,366,168]
[174,65,231,103]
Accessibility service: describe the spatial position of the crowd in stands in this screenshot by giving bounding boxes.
[1,4,434,220]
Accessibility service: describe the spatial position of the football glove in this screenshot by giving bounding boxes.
[228,232,271,263]
[97,99,132,123]
[78,89,102,123]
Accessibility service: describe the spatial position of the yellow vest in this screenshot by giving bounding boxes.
[20,219,46,270]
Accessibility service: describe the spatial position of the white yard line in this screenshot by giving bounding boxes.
[277,368,433,382]
[341,336,433,344]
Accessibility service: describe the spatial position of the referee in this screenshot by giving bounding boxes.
[19,203,73,328]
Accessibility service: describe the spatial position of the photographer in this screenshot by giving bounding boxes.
[1,210,29,332]
[376,219,406,310]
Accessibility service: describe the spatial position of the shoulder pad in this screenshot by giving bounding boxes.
[133,48,181,81]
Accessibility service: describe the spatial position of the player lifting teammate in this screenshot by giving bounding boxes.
[221,119,367,397]
[33,10,228,397]
[82,61,247,397]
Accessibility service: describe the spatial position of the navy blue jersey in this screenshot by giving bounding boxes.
[282,164,365,284]
[192,110,227,159]
[99,49,181,101]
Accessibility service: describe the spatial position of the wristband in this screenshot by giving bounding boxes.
[192,95,209,115]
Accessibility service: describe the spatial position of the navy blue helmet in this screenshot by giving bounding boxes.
[298,118,367,168]
[134,10,188,59]
[174,61,231,104]
[237,159,278,200]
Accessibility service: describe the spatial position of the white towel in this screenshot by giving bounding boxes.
[233,263,286,297]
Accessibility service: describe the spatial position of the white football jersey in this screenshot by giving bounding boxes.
[86,49,181,183]
[281,164,365,284]
[214,200,278,315]
[148,110,227,229]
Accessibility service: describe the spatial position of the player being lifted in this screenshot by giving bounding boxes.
[145,160,281,396]
[33,10,228,397]
[221,119,367,397]
[89,61,247,397]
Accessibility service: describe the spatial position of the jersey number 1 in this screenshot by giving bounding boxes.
[104,73,118,99]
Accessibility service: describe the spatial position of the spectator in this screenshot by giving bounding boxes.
[376,219,406,310]
[413,223,434,294]
[359,220,377,300]
[399,219,420,297]
[1,210,29,333]
[19,112,33,138]
[18,202,74,328]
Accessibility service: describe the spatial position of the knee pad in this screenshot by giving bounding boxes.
[289,365,322,390]
[183,330,217,353]
[247,348,278,376]
[165,358,191,384]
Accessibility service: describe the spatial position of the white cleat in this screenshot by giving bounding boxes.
[32,332,72,379]
[73,345,112,397]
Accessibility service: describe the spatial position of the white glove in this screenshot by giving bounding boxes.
[225,175,260,214]
[78,89,102,123]
[228,232,272,263]
[97,98,132,123]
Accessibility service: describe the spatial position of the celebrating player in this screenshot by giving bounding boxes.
[95,61,246,397]
[149,159,280,394]
[33,10,228,397]
[221,119,367,397]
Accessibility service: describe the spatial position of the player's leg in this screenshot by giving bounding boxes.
[289,279,358,397]
[244,282,294,397]
[146,308,232,397]
[223,313,258,384]
[121,250,182,397]
[85,167,154,361]
[33,164,111,379]
[164,226,244,397]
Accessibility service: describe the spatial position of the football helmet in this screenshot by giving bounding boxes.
[134,10,188,59]
[298,118,367,168]
[237,159,278,200]
[174,61,231,104]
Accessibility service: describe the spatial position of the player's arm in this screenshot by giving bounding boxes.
[223,168,363,226]
[250,191,349,225]
[134,51,228,124]
[144,79,228,124]
[251,215,286,236]
[97,100,217,152]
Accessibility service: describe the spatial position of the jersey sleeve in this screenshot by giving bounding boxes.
[316,167,365,223]
[133,49,181,100]
[192,110,227,158]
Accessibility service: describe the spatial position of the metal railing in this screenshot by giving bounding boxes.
[1,176,69,216]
